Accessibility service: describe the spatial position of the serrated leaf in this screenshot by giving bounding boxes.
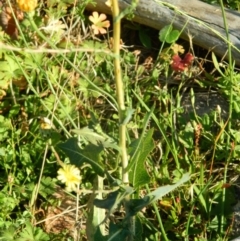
[33,228,50,241]
[72,127,120,151]
[58,137,105,176]
[130,173,190,214]
[0,56,20,82]
[39,177,56,199]
[72,127,106,145]
[1,225,16,241]
[94,189,120,210]
[128,129,154,187]
[16,221,49,241]
[148,173,190,202]
[94,186,134,211]
[0,75,10,89]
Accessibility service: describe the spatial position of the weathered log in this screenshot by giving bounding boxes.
[87,0,240,65]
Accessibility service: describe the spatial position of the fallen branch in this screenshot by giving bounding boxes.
[87,0,240,65]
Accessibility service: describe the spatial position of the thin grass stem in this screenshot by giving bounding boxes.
[219,0,234,236]
[146,184,168,241]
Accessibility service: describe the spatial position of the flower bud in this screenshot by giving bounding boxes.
[17,0,37,12]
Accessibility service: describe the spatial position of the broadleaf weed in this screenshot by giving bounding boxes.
[0,0,239,240]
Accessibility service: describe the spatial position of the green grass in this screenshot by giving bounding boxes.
[0,0,240,240]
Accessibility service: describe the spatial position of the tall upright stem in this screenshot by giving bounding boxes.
[112,1,132,240]
[112,0,129,185]
[219,0,233,236]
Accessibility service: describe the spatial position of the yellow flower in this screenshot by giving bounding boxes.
[57,164,81,192]
[16,0,37,12]
[171,44,185,55]
[89,11,110,35]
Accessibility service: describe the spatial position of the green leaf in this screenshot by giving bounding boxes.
[166,29,179,43]
[0,78,10,89]
[39,177,56,199]
[94,186,134,211]
[93,187,136,241]
[108,222,129,241]
[128,129,154,187]
[122,108,135,125]
[147,173,190,202]
[178,122,194,148]
[0,115,12,133]
[1,225,16,241]
[16,221,49,241]
[159,25,172,42]
[94,190,120,210]
[233,101,240,113]
[9,104,21,118]
[94,226,108,241]
[159,25,179,43]
[212,52,225,77]
[33,228,50,241]
[24,52,44,69]
[139,29,152,48]
[72,126,120,151]
[133,215,143,241]
[0,192,18,217]
[193,184,209,214]
[4,55,19,73]
[58,137,105,177]
[127,106,155,187]
[128,196,153,216]
[130,173,190,214]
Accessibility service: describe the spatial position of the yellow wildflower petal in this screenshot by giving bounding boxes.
[99,28,107,34]
[89,11,110,35]
[89,15,96,24]
[171,44,185,55]
[57,164,81,192]
[16,0,37,12]
[102,20,110,28]
[91,25,100,35]
[98,13,107,22]
[90,11,99,23]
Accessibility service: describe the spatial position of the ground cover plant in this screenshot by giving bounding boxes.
[0,0,240,240]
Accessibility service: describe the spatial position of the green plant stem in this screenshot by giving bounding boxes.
[111,1,129,185]
[218,1,233,144]
[111,1,132,240]
[219,0,233,236]
[146,184,168,241]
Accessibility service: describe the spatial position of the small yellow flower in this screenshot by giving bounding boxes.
[89,11,110,35]
[171,44,185,55]
[57,164,81,192]
[16,0,37,12]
